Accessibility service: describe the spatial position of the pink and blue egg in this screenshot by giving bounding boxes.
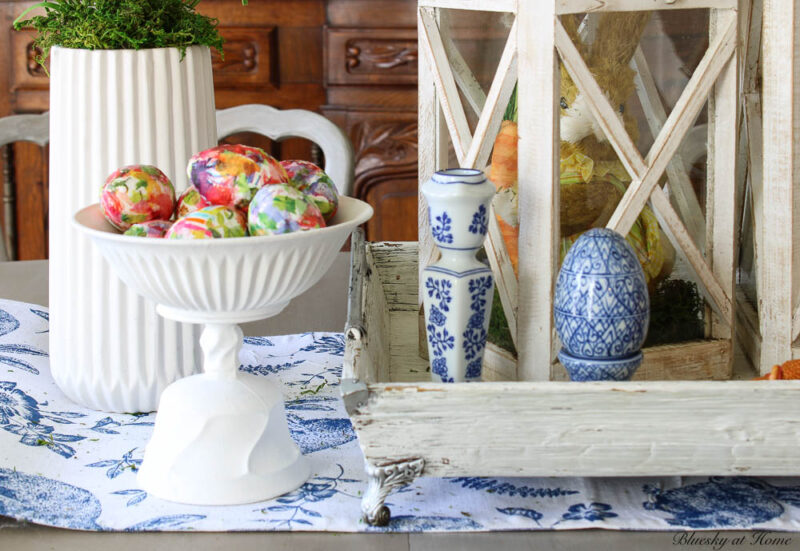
[166,205,248,240]
[123,220,173,238]
[175,185,212,219]
[280,160,339,221]
[100,165,176,231]
[187,144,288,210]
[248,183,326,236]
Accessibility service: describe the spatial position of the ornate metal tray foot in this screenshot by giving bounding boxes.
[361,457,425,526]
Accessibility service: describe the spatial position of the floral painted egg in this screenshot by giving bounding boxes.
[247,183,325,236]
[280,160,339,221]
[166,206,247,240]
[100,165,176,231]
[123,220,173,238]
[554,228,650,359]
[175,185,211,219]
[187,144,288,210]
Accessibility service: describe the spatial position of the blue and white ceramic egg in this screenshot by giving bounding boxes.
[557,350,643,382]
[554,228,649,381]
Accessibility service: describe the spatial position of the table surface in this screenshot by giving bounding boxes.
[0,258,759,550]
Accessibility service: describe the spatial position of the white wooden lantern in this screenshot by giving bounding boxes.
[340,0,800,528]
[418,0,742,380]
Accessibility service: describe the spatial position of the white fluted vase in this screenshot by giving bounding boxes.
[49,46,217,412]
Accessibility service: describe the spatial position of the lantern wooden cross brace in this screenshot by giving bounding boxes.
[417,5,521,350]
[418,0,740,381]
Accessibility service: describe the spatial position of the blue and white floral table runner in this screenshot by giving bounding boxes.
[1,298,800,532]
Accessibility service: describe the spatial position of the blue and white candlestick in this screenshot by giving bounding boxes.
[422,168,495,383]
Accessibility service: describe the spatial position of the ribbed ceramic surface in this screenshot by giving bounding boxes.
[76,197,373,322]
[49,46,216,412]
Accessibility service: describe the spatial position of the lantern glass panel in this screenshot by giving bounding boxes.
[553,11,714,348]
[738,183,757,309]
[424,6,738,370]
[438,10,514,137]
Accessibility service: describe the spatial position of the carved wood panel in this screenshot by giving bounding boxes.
[346,38,416,72]
[10,30,50,92]
[325,109,418,241]
[351,116,417,193]
[326,28,417,85]
[324,0,419,242]
[212,26,278,89]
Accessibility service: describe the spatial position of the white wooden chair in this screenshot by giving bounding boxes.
[0,113,50,262]
[0,105,354,261]
[216,104,354,196]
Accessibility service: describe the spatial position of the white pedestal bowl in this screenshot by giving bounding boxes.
[73,196,373,505]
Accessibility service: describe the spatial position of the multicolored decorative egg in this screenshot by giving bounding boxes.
[248,183,326,236]
[100,165,176,231]
[281,160,339,221]
[175,186,211,219]
[187,144,288,210]
[166,206,248,240]
[123,220,173,238]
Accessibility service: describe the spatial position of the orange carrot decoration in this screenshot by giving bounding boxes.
[489,119,520,276]
[489,120,518,191]
[497,217,519,277]
[754,359,800,380]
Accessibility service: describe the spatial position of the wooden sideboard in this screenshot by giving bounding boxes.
[0,0,418,260]
[323,0,419,243]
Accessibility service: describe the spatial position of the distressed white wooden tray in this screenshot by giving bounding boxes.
[341,231,800,526]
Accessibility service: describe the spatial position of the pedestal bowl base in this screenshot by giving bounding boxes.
[137,371,309,505]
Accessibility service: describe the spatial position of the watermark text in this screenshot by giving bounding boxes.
[672,531,794,550]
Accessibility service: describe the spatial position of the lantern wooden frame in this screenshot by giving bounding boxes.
[760,0,799,372]
[418,0,742,380]
[341,0,800,527]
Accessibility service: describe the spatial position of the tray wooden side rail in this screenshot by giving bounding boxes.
[342,233,800,526]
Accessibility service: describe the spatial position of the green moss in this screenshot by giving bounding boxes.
[488,287,517,356]
[14,0,248,65]
[474,247,517,355]
[644,278,705,347]
[486,278,704,355]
